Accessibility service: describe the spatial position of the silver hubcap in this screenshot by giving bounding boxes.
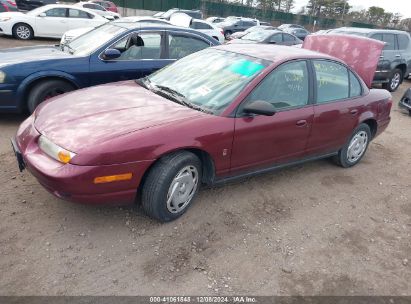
[16,26,30,39]
[391,72,401,90]
[166,165,198,213]
[347,131,368,163]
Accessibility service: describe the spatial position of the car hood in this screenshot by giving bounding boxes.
[0,12,25,18]
[0,46,71,68]
[303,34,384,88]
[34,81,204,152]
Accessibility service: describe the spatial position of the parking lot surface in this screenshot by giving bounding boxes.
[0,36,410,296]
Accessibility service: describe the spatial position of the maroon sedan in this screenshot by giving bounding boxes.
[13,36,392,222]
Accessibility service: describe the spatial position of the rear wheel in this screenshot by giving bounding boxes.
[12,23,34,40]
[142,151,202,222]
[382,69,402,92]
[333,124,371,168]
[27,80,75,113]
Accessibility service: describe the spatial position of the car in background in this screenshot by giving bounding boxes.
[228,25,277,40]
[283,27,310,40]
[189,18,224,43]
[0,0,18,12]
[12,37,392,222]
[15,0,57,11]
[229,30,302,46]
[218,18,259,40]
[328,27,411,92]
[399,88,411,115]
[260,21,271,26]
[0,22,220,113]
[206,16,225,24]
[278,23,304,30]
[75,2,120,20]
[158,8,203,20]
[90,0,118,13]
[0,4,109,39]
[60,16,171,45]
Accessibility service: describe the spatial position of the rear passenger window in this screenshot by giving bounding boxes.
[168,34,210,59]
[383,34,396,50]
[349,71,362,97]
[313,60,349,103]
[283,34,296,41]
[398,34,409,50]
[69,9,92,19]
[191,22,213,30]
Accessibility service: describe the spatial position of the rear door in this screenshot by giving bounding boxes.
[372,33,401,78]
[89,31,167,85]
[306,59,363,156]
[397,33,411,76]
[35,7,69,37]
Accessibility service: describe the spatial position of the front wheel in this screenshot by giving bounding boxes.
[382,69,402,92]
[333,124,371,168]
[27,80,75,113]
[141,151,202,222]
[12,23,34,40]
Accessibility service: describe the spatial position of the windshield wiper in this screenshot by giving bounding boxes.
[153,85,213,114]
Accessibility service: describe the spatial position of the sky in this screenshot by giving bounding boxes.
[291,0,411,19]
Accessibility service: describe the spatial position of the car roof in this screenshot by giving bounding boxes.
[214,44,336,62]
[334,27,409,35]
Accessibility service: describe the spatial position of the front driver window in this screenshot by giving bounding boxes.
[168,34,210,59]
[112,33,162,60]
[244,60,309,110]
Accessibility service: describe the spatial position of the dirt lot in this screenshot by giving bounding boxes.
[0,35,410,296]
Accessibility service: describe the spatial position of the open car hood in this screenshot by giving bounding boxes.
[302,34,384,88]
[169,12,192,28]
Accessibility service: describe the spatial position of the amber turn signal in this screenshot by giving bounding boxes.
[94,173,133,184]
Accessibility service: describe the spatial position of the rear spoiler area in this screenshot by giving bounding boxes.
[302,34,384,89]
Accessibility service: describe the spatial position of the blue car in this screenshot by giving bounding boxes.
[0,21,220,113]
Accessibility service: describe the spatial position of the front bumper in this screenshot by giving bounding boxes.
[0,21,13,36]
[14,116,154,205]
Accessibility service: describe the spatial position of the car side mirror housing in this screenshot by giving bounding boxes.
[102,48,121,60]
[39,12,46,17]
[243,100,276,116]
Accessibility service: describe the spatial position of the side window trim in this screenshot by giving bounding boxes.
[165,30,212,59]
[235,59,313,117]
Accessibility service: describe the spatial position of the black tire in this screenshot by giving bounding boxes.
[333,123,372,168]
[382,68,402,92]
[27,80,75,113]
[142,151,202,222]
[224,30,232,40]
[12,23,34,40]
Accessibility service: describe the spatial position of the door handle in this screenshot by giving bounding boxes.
[380,55,384,59]
[296,120,307,127]
[395,54,401,57]
[350,109,358,115]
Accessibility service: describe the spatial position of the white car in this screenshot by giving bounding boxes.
[0,4,109,40]
[60,16,171,45]
[169,13,224,43]
[75,2,120,20]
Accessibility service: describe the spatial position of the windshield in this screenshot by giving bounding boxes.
[65,23,127,56]
[242,31,272,41]
[147,49,269,114]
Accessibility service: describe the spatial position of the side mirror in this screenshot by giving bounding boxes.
[243,100,276,116]
[39,12,46,17]
[102,48,121,60]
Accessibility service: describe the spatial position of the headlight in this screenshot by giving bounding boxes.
[0,17,11,22]
[38,135,76,164]
[0,71,5,83]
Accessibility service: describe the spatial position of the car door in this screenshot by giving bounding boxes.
[267,33,282,44]
[35,7,68,37]
[67,8,96,30]
[282,33,299,45]
[230,60,314,173]
[372,33,401,78]
[89,31,167,85]
[397,33,411,75]
[305,59,363,156]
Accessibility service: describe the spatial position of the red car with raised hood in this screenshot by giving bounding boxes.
[90,0,118,13]
[12,35,392,222]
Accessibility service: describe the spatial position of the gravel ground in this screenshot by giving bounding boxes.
[0,36,410,296]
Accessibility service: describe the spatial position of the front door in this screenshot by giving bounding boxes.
[231,60,314,173]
